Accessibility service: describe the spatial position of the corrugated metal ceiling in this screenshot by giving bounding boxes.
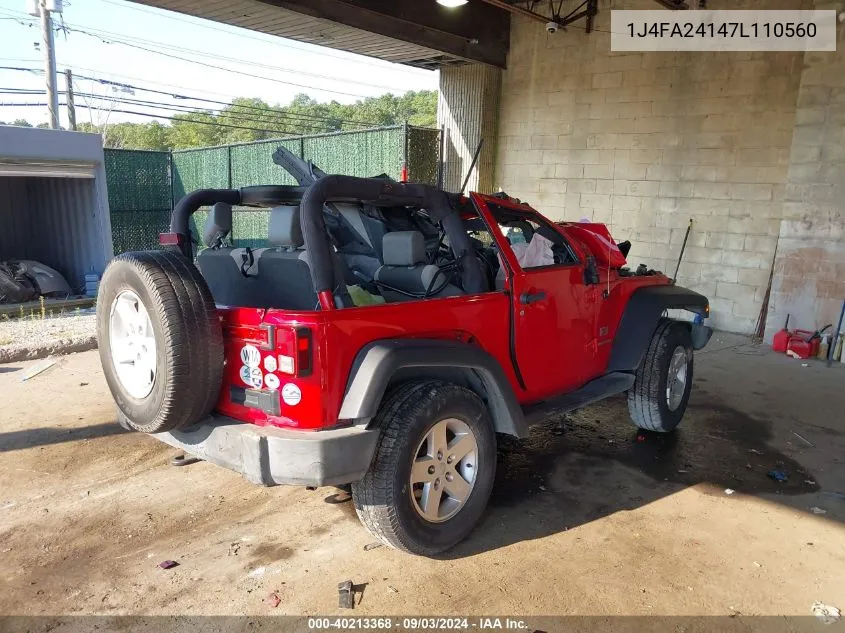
[131,0,470,69]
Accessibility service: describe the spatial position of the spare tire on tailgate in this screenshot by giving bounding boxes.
[97,251,224,433]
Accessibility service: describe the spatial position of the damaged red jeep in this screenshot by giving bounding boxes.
[97,150,712,555]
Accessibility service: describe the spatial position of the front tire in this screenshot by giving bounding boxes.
[352,380,496,556]
[627,319,694,433]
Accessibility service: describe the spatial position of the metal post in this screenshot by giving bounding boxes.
[65,68,76,131]
[40,0,59,129]
[436,125,445,189]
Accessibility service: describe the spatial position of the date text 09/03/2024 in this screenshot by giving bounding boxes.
[307,617,531,630]
[628,21,817,38]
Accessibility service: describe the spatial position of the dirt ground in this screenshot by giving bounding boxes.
[1,333,844,617]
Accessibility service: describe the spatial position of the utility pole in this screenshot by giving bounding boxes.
[65,68,76,131]
[38,0,59,129]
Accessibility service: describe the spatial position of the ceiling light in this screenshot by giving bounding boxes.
[437,0,469,7]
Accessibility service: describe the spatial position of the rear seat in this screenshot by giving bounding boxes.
[257,206,320,310]
[197,203,267,308]
[197,204,351,310]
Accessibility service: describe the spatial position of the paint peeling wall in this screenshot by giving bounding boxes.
[765,2,845,340]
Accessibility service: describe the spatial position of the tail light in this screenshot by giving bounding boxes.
[272,326,312,376]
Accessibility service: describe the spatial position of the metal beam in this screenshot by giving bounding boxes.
[258,0,510,67]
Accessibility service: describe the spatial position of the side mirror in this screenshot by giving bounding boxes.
[584,256,600,285]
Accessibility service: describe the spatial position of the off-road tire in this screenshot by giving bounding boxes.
[97,251,224,434]
[352,380,496,556]
[627,319,694,433]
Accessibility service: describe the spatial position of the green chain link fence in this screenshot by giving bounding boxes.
[106,125,440,253]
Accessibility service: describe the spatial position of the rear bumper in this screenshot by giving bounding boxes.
[153,416,379,487]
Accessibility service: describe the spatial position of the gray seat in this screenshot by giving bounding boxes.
[374,231,462,302]
[257,206,320,310]
[197,203,267,308]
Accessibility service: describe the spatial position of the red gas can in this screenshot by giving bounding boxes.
[787,330,820,359]
[772,315,790,353]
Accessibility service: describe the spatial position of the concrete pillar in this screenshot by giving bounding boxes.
[764,4,845,341]
[437,64,501,194]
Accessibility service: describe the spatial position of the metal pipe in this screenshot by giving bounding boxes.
[477,0,550,24]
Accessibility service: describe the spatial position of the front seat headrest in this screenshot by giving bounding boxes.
[382,231,425,267]
[268,205,304,249]
[204,202,232,247]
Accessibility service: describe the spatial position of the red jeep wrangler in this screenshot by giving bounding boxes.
[97,154,711,555]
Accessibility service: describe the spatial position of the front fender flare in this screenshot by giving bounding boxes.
[339,339,528,438]
[608,284,709,372]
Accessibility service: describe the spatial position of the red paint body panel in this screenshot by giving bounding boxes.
[213,194,672,431]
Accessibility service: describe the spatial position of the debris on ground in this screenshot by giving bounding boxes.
[228,542,241,556]
[767,470,789,482]
[724,489,735,495]
[248,566,267,578]
[805,480,817,485]
[157,560,179,569]
[793,431,815,447]
[538,485,547,491]
[810,507,827,515]
[264,592,281,608]
[338,580,354,609]
[20,357,57,382]
[753,561,762,568]
[363,542,383,551]
[387,585,399,594]
[812,602,841,624]
[636,434,646,442]
[79,382,88,387]
[747,449,764,455]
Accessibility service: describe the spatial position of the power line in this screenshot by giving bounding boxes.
[93,0,432,76]
[0,66,392,128]
[1,101,315,135]
[0,8,414,98]
[72,92,333,132]
[59,20,410,93]
[71,74,383,127]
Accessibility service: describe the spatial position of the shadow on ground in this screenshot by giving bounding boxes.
[0,366,20,374]
[438,392,826,559]
[0,422,127,452]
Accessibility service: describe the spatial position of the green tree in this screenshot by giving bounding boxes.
[41,89,439,150]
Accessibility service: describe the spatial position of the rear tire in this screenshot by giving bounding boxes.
[352,380,496,556]
[97,251,224,434]
[627,319,693,433]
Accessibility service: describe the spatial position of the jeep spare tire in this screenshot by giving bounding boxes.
[97,251,224,433]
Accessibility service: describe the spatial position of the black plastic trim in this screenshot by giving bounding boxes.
[339,339,528,438]
[230,387,281,416]
[608,284,709,372]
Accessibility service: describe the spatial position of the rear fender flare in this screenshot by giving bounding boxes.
[339,339,527,438]
[608,284,709,372]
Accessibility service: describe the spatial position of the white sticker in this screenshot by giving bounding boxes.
[239,365,253,387]
[264,373,280,390]
[281,383,302,406]
[249,368,263,389]
[263,355,278,373]
[278,355,295,375]
[240,344,261,368]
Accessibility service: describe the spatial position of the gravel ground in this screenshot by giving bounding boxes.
[0,309,97,363]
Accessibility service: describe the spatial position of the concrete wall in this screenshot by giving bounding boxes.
[765,0,845,339]
[438,64,501,194]
[494,0,818,333]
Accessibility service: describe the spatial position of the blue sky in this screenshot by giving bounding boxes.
[0,0,438,128]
